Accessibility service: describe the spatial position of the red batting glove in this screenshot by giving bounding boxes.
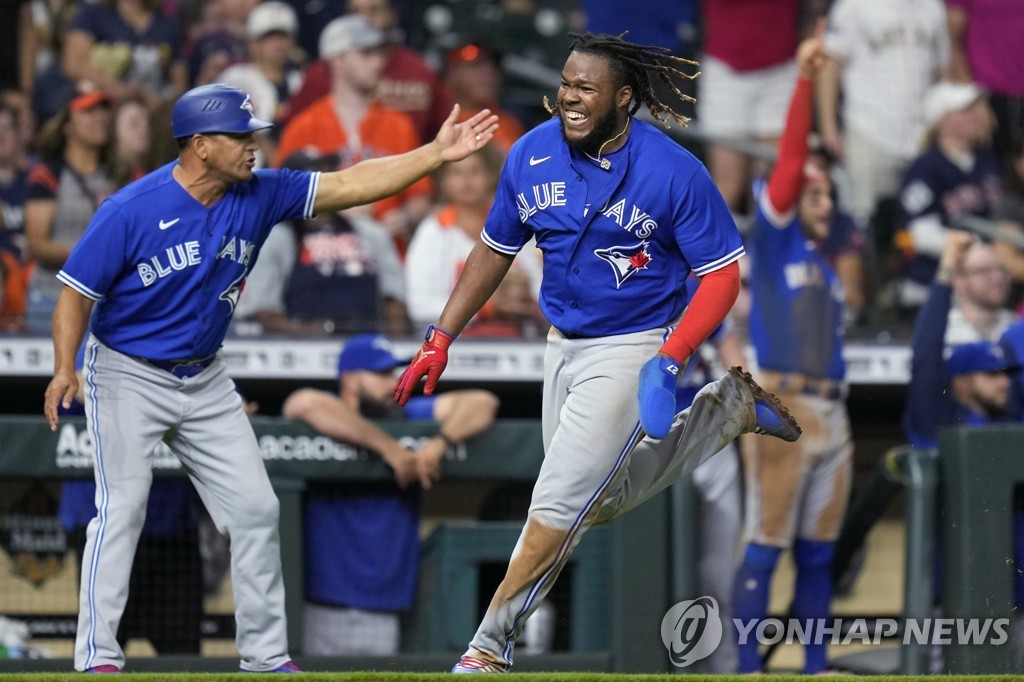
[393,324,457,406]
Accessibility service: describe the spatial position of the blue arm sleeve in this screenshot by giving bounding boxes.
[902,282,953,446]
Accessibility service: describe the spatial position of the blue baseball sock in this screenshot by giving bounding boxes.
[732,543,781,672]
[793,539,836,674]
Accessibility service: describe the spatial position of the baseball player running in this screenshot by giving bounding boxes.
[42,83,497,674]
[393,32,801,674]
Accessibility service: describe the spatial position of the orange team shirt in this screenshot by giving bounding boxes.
[274,98,432,219]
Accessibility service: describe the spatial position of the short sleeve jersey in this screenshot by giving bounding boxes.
[482,117,743,337]
[748,192,846,381]
[58,163,319,360]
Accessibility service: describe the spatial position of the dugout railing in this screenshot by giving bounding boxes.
[0,415,689,673]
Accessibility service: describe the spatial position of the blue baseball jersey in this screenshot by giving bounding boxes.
[482,117,743,337]
[57,162,319,360]
[748,194,846,380]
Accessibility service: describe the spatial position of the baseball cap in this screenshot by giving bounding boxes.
[246,1,298,38]
[947,341,1017,378]
[337,334,409,375]
[68,90,112,113]
[924,81,984,129]
[444,41,499,71]
[319,15,386,59]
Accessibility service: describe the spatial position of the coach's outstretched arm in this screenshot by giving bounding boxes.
[394,241,515,405]
[44,287,95,431]
[313,105,498,214]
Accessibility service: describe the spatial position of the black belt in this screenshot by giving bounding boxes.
[557,329,598,340]
[130,353,217,379]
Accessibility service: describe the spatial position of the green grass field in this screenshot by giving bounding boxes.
[0,671,1019,675]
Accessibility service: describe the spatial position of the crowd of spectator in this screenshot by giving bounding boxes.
[0,0,1019,343]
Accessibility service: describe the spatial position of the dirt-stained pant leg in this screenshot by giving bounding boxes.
[465,330,756,668]
[742,389,852,547]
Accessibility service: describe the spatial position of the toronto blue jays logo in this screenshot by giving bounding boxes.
[240,95,255,116]
[594,241,653,288]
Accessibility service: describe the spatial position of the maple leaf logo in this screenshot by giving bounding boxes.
[594,241,654,288]
[629,251,651,270]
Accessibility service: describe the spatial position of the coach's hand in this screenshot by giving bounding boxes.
[637,354,682,439]
[44,369,79,432]
[435,105,499,162]
[394,325,457,406]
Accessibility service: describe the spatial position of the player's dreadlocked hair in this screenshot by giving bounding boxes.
[544,32,700,128]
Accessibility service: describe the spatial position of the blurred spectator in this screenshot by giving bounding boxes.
[22,0,80,123]
[24,89,117,335]
[280,0,451,143]
[62,0,188,166]
[111,95,152,181]
[733,31,852,675]
[17,0,81,96]
[62,0,187,113]
[0,101,31,263]
[583,0,700,111]
[275,15,433,252]
[945,0,1024,173]
[1,89,37,160]
[234,150,408,337]
[696,0,803,215]
[0,249,27,332]
[215,0,303,166]
[991,139,1024,290]
[894,81,1001,311]
[584,0,697,57]
[405,144,542,335]
[282,334,499,655]
[945,239,1014,344]
[441,41,525,156]
[818,0,949,229]
[181,0,257,87]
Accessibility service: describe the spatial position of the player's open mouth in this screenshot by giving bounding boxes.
[563,110,588,127]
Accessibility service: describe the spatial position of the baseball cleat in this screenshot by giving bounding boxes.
[729,367,802,442]
[85,665,121,673]
[451,655,505,673]
[241,660,302,673]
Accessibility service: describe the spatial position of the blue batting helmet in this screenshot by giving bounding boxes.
[171,84,273,138]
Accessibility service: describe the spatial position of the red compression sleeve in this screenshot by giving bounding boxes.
[659,261,741,364]
[765,76,814,217]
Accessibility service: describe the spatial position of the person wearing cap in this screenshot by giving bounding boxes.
[280,333,499,655]
[215,0,304,166]
[894,80,1001,310]
[280,0,451,143]
[24,88,117,335]
[441,41,526,156]
[41,82,496,673]
[904,232,1024,665]
[275,14,434,251]
[731,28,854,674]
